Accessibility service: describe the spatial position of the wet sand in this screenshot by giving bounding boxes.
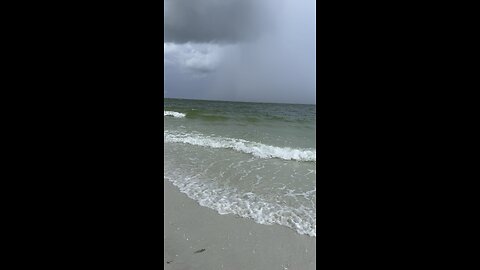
[164,180,316,270]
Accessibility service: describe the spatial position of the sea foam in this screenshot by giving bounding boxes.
[164,111,186,118]
[164,131,316,162]
[164,173,316,237]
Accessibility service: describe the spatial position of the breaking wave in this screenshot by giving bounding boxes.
[164,111,186,118]
[164,131,316,162]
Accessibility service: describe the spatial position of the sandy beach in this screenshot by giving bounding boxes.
[164,179,316,270]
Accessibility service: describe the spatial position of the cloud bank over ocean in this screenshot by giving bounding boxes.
[164,0,316,104]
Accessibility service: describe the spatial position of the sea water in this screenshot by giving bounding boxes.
[164,98,316,237]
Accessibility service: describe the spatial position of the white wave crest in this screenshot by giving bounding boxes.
[164,132,316,162]
[164,111,186,118]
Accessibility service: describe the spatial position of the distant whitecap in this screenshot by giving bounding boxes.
[164,111,186,118]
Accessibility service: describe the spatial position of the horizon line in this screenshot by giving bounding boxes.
[164,97,316,106]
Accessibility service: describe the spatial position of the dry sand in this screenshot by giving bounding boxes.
[164,180,316,270]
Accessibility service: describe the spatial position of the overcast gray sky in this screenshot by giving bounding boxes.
[164,0,316,104]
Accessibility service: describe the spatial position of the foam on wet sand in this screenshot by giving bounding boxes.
[164,180,316,270]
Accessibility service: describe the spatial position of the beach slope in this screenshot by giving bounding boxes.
[164,180,316,270]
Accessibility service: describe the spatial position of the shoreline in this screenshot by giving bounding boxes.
[164,179,316,270]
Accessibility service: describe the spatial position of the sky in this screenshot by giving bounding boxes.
[164,0,316,104]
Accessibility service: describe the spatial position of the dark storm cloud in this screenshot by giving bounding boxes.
[164,0,264,44]
[164,0,316,104]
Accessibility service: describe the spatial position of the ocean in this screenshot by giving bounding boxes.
[164,98,316,237]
